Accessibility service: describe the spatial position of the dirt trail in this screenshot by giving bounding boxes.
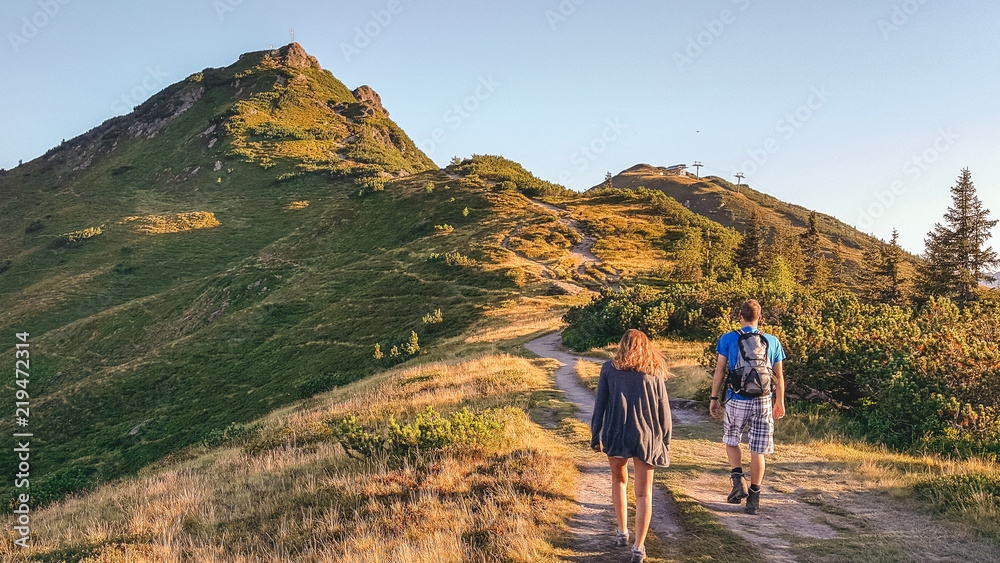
[527,331,1000,562]
[500,221,558,279]
[526,199,622,288]
[525,332,679,561]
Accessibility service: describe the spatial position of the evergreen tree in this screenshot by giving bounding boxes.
[735,211,766,275]
[800,211,822,285]
[769,226,806,283]
[604,171,614,190]
[830,242,847,288]
[858,242,884,303]
[919,168,999,303]
[860,230,908,306]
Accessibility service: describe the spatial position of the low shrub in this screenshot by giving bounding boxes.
[329,406,507,461]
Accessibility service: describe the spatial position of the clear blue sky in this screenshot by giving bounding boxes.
[2,0,999,254]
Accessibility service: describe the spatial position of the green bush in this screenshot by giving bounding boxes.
[329,406,506,461]
[353,175,389,196]
[562,284,707,350]
[428,251,476,267]
[455,154,574,198]
[200,421,265,447]
[563,278,1000,457]
[913,472,1000,513]
[49,226,103,249]
[248,121,315,141]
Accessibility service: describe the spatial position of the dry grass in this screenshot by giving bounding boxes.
[575,359,602,392]
[453,295,590,348]
[283,200,309,210]
[811,440,1000,538]
[1,353,578,562]
[559,199,673,277]
[120,211,221,234]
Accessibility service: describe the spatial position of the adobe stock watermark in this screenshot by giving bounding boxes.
[878,0,930,40]
[557,117,628,185]
[8,0,72,54]
[212,0,244,21]
[340,0,406,63]
[419,76,501,158]
[856,127,958,229]
[736,85,832,178]
[545,0,586,30]
[111,66,169,114]
[673,0,751,72]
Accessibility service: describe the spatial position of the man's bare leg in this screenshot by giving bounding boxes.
[726,444,742,469]
[749,452,765,486]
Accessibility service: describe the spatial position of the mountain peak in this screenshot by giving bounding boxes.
[239,42,321,70]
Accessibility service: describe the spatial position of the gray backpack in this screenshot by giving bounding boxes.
[727,330,773,398]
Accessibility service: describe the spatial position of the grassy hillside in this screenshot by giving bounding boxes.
[0,45,558,506]
[593,164,922,276]
[0,304,590,561]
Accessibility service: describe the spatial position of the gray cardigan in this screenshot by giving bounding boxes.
[590,360,671,467]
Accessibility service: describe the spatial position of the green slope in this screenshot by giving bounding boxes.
[0,44,511,506]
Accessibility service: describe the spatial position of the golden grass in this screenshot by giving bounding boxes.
[457,295,589,347]
[564,200,672,276]
[120,211,221,234]
[575,359,602,392]
[3,352,578,562]
[283,200,309,210]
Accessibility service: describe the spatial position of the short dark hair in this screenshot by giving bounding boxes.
[739,299,761,322]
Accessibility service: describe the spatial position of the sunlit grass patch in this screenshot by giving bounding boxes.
[120,211,220,234]
[283,200,309,210]
[575,358,601,392]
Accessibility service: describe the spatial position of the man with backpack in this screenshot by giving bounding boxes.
[709,299,786,514]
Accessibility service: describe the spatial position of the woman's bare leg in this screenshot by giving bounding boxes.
[608,456,629,533]
[632,457,655,549]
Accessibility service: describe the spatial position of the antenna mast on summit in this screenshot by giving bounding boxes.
[693,161,702,179]
[290,28,294,42]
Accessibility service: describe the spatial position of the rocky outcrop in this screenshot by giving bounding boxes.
[238,42,321,69]
[352,85,388,116]
[272,42,321,69]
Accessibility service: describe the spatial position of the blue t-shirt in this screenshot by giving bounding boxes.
[716,326,785,401]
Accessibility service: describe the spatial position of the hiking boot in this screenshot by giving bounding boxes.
[615,529,629,547]
[727,472,748,503]
[631,544,646,562]
[745,488,760,514]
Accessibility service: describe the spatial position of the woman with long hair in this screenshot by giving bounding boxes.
[590,328,672,563]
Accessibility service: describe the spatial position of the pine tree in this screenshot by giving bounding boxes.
[800,211,822,286]
[860,229,909,306]
[735,211,766,275]
[604,171,614,190]
[883,229,909,305]
[769,226,806,284]
[858,242,884,303]
[919,168,999,303]
[830,242,847,288]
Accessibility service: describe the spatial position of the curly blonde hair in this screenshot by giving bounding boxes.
[612,329,669,377]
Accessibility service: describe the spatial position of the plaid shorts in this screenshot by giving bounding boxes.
[722,394,774,454]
